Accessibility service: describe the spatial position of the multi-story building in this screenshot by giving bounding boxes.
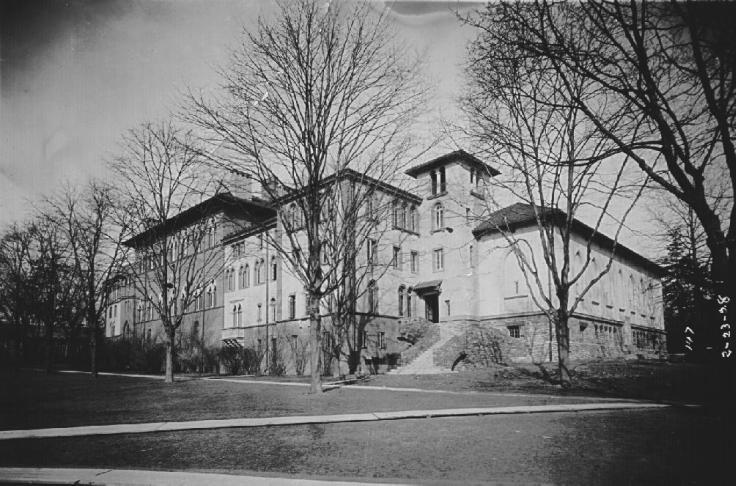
[106,150,666,374]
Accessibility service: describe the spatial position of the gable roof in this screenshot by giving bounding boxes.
[473,203,665,277]
[405,149,501,178]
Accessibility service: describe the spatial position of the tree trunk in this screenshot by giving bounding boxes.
[165,326,175,383]
[555,310,572,388]
[308,292,322,394]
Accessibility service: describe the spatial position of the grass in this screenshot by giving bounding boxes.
[0,408,729,485]
[368,359,734,403]
[0,369,600,431]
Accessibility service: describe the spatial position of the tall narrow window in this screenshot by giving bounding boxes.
[430,170,437,195]
[466,207,471,223]
[392,200,399,228]
[237,304,242,326]
[411,251,418,273]
[398,286,405,316]
[433,248,444,271]
[288,294,296,319]
[378,332,386,350]
[257,303,262,322]
[433,203,444,230]
[367,239,376,267]
[445,299,451,316]
[270,297,276,322]
[244,264,250,288]
[368,280,378,314]
[407,289,412,317]
[409,206,417,232]
[392,246,400,269]
[468,245,474,268]
[232,306,237,328]
[400,203,407,229]
[271,256,277,281]
[439,166,446,192]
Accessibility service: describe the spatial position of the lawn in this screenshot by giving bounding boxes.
[0,369,603,431]
[0,408,729,485]
[368,359,733,403]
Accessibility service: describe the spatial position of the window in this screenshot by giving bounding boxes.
[237,304,242,326]
[258,258,266,284]
[439,166,446,193]
[433,248,444,271]
[392,246,400,269]
[361,331,368,349]
[398,286,405,316]
[430,170,437,195]
[445,299,451,316]
[367,239,377,267]
[321,242,329,265]
[392,200,399,228]
[378,331,386,350]
[468,245,474,268]
[400,204,407,229]
[508,325,520,338]
[288,294,296,319]
[407,288,412,317]
[257,303,262,322]
[433,203,444,230]
[270,297,277,321]
[271,256,277,281]
[232,306,237,328]
[207,288,213,308]
[368,280,378,314]
[409,206,417,232]
[410,251,418,273]
[259,233,264,249]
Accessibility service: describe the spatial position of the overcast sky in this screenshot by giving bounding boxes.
[0,0,661,257]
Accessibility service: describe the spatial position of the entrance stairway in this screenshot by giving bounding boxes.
[389,321,464,375]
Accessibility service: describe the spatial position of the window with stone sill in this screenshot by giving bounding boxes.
[508,325,521,338]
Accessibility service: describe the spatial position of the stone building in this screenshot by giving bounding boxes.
[106,150,666,374]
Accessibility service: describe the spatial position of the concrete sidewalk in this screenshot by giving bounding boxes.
[0,467,409,485]
[0,402,669,441]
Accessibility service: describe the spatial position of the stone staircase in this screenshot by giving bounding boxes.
[389,322,465,375]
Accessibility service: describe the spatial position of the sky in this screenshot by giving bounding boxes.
[0,0,662,258]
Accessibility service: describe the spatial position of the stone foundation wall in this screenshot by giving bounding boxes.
[432,313,667,368]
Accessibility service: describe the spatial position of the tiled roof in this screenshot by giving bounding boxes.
[473,203,664,276]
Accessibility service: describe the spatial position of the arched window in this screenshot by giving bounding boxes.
[211,282,216,307]
[227,269,235,291]
[207,288,213,308]
[237,304,243,326]
[257,303,263,322]
[232,305,237,328]
[433,203,444,230]
[270,297,277,322]
[259,258,266,283]
[271,256,277,281]
[398,286,405,316]
[254,260,261,285]
[244,264,250,288]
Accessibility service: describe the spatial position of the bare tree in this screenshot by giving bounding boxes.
[466,1,735,355]
[111,121,224,383]
[0,223,37,364]
[44,181,128,376]
[461,4,647,386]
[187,0,425,392]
